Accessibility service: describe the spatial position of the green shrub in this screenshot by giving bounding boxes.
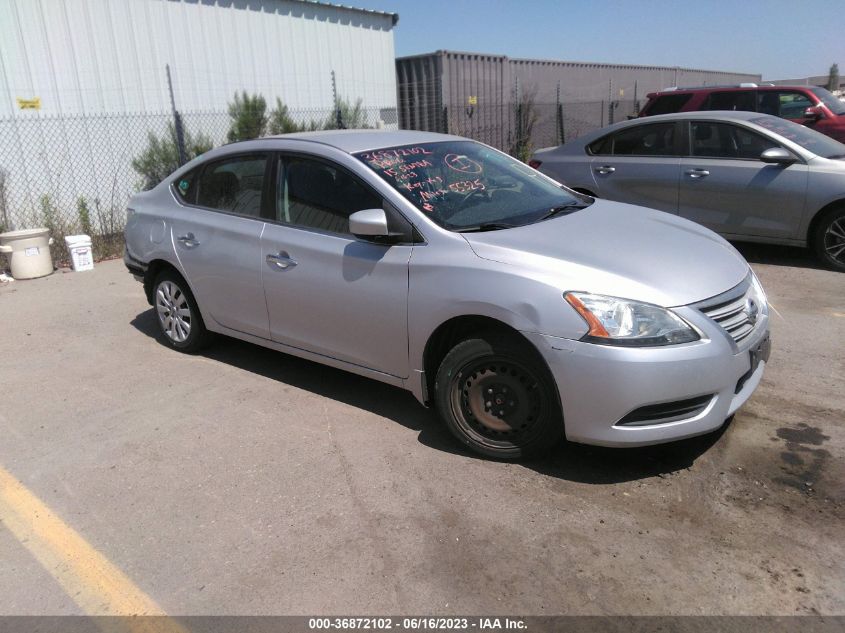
[227,92,268,142]
[131,123,212,189]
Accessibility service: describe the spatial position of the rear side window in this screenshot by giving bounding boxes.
[703,91,756,112]
[645,94,692,115]
[195,154,268,217]
[592,123,677,156]
[173,170,197,202]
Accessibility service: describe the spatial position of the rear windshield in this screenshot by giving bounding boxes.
[810,87,845,115]
[645,93,692,115]
[355,141,589,231]
[750,115,845,158]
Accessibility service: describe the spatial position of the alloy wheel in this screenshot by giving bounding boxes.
[155,280,192,343]
[823,217,845,265]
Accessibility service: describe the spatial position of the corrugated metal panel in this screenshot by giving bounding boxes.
[397,50,762,116]
[0,0,398,116]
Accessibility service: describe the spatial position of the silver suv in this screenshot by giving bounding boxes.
[125,130,770,459]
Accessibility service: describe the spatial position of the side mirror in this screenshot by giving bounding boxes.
[760,147,797,165]
[803,105,824,120]
[349,208,390,239]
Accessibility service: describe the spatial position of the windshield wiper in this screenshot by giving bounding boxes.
[454,222,517,233]
[538,203,588,221]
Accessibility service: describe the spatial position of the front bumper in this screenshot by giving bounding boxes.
[523,307,770,447]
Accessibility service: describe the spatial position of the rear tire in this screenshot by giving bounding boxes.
[434,335,564,460]
[152,269,211,353]
[812,205,845,272]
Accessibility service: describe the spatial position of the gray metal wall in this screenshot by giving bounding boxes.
[396,50,762,142]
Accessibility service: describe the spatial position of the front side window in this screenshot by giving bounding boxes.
[757,90,813,118]
[608,123,677,156]
[690,122,778,159]
[703,91,756,112]
[195,155,268,216]
[277,157,381,235]
[356,141,589,231]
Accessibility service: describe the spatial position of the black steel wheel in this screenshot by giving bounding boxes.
[435,335,563,459]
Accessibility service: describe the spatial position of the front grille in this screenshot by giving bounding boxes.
[696,277,762,345]
[616,395,713,427]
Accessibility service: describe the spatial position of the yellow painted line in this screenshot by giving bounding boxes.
[0,466,187,631]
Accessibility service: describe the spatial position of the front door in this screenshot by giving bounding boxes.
[261,155,411,378]
[678,121,808,240]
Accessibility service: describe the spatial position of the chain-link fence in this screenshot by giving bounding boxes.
[0,105,398,265]
[0,96,632,268]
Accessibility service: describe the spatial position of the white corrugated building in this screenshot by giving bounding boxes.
[0,0,399,237]
[0,0,399,115]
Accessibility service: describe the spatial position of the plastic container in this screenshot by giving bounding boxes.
[0,228,55,279]
[64,234,95,272]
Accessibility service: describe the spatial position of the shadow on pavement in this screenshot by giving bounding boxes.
[132,308,724,484]
[732,240,824,270]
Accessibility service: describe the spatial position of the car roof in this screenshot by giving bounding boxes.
[261,129,466,154]
[651,84,812,95]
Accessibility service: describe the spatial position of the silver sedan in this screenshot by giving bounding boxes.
[531,111,845,271]
[125,130,769,459]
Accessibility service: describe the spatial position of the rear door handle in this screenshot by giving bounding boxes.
[176,233,199,247]
[594,165,615,175]
[266,251,297,269]
[685,169,710,178]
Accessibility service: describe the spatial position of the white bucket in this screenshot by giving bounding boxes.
[65,234,94,272]
[0,228,55,279]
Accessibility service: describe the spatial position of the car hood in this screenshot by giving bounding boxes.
[461,200,750,307]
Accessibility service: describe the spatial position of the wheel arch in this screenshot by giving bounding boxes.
[807,198,845,246]
[421,314,554,407]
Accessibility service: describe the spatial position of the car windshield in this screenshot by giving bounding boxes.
[355,141,590,231]
[810,87,845,116]
[750,115,845,158]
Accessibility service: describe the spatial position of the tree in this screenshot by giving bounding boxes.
[268,98,322,134]
[227,92,268,142]
[828,63,840,92]
[131,122,212,189]
[510,87,539,163]
[323,96,369,130]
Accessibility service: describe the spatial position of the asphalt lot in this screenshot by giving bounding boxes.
[0,243,843,616]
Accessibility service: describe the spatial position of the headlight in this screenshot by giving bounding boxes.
[565,292,700,347]
[749,271,768,311]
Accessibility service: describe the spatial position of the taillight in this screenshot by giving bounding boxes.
[528,159,542,169]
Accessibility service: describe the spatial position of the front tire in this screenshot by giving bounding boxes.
[153,270,210,352]
[812,205,845,272]
[434,335,564,460]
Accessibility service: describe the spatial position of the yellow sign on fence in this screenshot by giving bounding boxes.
[467,96,478,105]
[16,97,41,110]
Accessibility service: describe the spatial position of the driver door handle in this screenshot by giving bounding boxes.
[266,252,297,270]
[685,168,710,178]
[594,165,615,175]
[176,233,200,248]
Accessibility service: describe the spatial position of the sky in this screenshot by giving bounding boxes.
[367,0,842,80]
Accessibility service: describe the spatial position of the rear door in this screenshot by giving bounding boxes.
[678,120,808,239]
[260,154,412,378]
[170,153,271,339]
[588,121,683,213]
